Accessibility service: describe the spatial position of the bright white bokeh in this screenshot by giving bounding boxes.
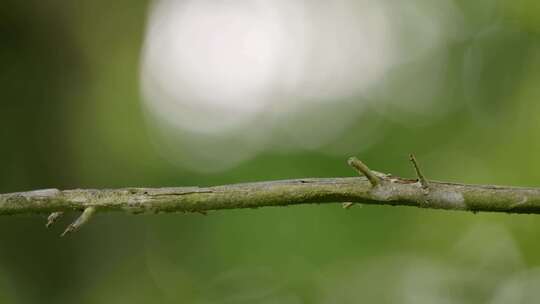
[142,0,288,133]
[140,0,461,171]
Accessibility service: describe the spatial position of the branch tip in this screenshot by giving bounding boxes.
[348,157,381,187]
[61,207,96,237]
[409,154,429,190]
[46,211,64,228]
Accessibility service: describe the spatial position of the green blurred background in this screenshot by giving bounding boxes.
[2,0,540,303]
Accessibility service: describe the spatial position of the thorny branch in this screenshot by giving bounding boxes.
[1,155,540,236]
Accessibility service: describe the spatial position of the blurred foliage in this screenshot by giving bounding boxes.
[1,0,540,303]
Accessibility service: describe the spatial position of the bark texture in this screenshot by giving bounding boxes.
[7,156,537,235]
[2,171,540,216]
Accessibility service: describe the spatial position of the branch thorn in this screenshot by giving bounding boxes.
[46,211,64,228]
[61,207,96,237]
[342,202,354,209]
[409,154,429,191]
[342,202,363,209]
[348,157,381,187]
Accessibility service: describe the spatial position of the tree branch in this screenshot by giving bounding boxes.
[1,156,540,234]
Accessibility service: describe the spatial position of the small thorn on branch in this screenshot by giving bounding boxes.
[61,207,96,237]
[409,154,429,190]
[348,157,381,187]
[46,211,64,228]
[342,202,354,209]
[342,202,363,209]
